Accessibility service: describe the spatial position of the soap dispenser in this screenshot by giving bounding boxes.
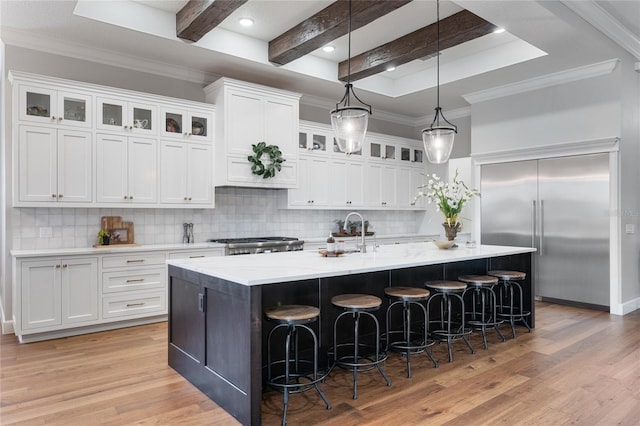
[326,232,336,253]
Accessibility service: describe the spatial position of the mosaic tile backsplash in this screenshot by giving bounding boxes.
[10,187,426,250]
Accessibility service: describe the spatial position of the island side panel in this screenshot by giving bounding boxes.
[168,265,262,426]
[488,253,535,327]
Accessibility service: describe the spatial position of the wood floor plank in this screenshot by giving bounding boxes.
[1,302,639,425]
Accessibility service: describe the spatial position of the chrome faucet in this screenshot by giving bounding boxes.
[344,211,367,253]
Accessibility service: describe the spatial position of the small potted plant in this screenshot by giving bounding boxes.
[348,220,360,235]
[334,219,345,235]
[363,220,370,234]
[97,229,111,245]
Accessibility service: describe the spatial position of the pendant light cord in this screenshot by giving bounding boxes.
[436,0,440,125]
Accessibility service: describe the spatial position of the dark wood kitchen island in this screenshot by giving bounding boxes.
[167,243,535,425]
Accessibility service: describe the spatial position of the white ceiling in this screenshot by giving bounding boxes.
[1,0,638,123]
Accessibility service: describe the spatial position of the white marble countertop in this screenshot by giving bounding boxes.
[11,242,226,258]
[167,242,536,286]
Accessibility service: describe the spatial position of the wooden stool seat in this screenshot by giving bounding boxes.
[458,275,499,287]
[488,270,526,280]
[425,280,467,292]
[265,305,320,322]
[332,294,382,310]
[384,286,430,300]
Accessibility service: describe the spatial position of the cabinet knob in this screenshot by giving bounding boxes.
[51,116,56,121]
[55,264,61,268]
[188,197,192,201]
[58,117,63,121]
[52,194,57,198]
[62,264,68,268]
[58,194,63,198]
[183,132,188,136]
[129,195,133,200]
[124,196,129,200]
[184,197,188,201]
[188,133,192,136]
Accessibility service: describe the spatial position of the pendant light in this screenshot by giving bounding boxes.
[331,0,372,155]
[422,0,457,164]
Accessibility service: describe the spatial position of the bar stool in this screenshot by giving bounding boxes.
[458,275,506,349]
[425,281,475,362]
[265,305,331,425]
[384,286,439,378]
[328,294,391,400]
[488,270,531,338]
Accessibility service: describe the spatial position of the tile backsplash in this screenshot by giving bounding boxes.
[10,187,424,250]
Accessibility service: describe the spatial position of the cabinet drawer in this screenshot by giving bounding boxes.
[102,253,166,269]
[102,267,166,293]
[102,291,166,319]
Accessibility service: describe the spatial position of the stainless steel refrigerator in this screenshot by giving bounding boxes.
[480,154,610,309]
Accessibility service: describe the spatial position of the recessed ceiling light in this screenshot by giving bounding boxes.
[239,17,254,27]
[386,66,396,72]
[323,45,335,53]
[493,28,506,34]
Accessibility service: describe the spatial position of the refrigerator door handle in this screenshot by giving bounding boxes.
[531,200,537,250]
[539,199,544,256]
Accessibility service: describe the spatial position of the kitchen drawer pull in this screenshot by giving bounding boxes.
[126,278,145,283]
[126,259,145,263]
[126,302,145,307]
[189,255,205,258]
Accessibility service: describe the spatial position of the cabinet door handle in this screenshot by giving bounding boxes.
[126,259,145,263]
[189,255,205,258]
[126,302,145,307]
[126,278,145,283]
[198,293,206,312]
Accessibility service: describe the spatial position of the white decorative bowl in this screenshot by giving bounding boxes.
[432,240,455,250]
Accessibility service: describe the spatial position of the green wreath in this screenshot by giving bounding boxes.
[248,142,285,179]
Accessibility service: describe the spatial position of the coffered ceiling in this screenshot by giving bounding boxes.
[1,1,638,123]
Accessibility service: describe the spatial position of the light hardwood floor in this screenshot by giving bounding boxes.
[1,302,639,425]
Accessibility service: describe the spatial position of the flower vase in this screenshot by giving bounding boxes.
[442,222,462,241]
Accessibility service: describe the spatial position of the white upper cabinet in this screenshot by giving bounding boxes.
[19,85,92,129]
[97,97,156,136]
[18,125,92,204]
[10,71,215,208]
[159,140,213,206]
[96,134,157,204]
[205,77,300,188]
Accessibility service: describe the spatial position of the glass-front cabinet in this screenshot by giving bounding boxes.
[298,131,328,154]
[19,85,92,128]
[96,97,156,135]
[401,146,424,164]
[160,107,210,141]
[368,139,395,161]
[333,137,362,156]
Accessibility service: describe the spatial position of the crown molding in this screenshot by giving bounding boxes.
[463,59,619,104]
[471,136,619,165]
[561,0,640,60]
[1,28,218,86]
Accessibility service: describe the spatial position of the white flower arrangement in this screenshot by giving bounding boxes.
[413,170,480,225]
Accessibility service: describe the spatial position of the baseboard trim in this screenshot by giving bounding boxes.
[620,297,640,315]
[16,316,167,343]
[539,296,609,312]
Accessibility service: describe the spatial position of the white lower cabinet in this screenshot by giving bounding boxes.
[160,140,213,205]
[19,257,98,330]
[13,246,224,342]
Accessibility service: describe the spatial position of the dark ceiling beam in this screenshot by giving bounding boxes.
[269,0,412,66]
[177,0,248,42]
[338,9,496,82]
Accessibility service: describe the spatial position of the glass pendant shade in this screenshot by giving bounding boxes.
[422,125,456,164]
[330,106,369,154]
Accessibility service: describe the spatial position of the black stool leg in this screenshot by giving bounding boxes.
[490,287,506,343]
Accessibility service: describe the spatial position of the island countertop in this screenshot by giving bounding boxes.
[166,242,536,286]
